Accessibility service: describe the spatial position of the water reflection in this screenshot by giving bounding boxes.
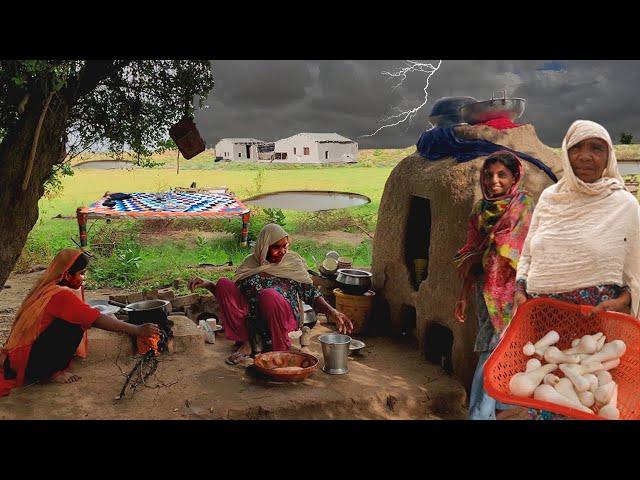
[244,191,370,211]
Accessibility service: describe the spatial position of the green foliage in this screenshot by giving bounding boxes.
[68,60,214,160]
[263,208,286,227]
[247,168,265,196]
[44,161,74,199]
[88,241,143,288]
[14,235,53,272]
[0,60,214,165]
[620,132,634,144]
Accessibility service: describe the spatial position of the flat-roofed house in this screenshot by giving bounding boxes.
[214,138,265,161]
[272,133,358,164]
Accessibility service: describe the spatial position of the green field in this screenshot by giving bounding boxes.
[24,148,412,291]
[20,144,640,292]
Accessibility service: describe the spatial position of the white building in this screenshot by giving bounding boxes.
[214,138,265,161]
[271,133,358,164]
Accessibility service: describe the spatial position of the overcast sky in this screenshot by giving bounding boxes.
[193,60,640,149]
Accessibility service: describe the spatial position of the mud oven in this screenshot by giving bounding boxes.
[370,124,563,389]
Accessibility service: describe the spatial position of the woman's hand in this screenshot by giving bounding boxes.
[454,299,467,323]
[330,310,354,335]
[136,323,160,338]
[188,276,214,292]
[590,296,631,317]
[512,292,528,318]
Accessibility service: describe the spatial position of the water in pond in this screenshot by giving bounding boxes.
[74,160,138,170]
[243,191,370,211]
[618,161,640,176]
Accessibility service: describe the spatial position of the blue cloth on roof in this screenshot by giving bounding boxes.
[416,126,558,183]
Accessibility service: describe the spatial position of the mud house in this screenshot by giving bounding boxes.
[214,138,265,161]
[272,133,358,164]
[370,124,564,390]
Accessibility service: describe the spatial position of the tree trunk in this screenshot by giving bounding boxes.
[0,93,69,287]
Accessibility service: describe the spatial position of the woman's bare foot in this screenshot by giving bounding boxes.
[225,342,252,365]
[52,371,82,384]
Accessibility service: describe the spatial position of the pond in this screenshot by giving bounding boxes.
[243,190,371,212]
[74,160,138,170]
[618,161,640,176]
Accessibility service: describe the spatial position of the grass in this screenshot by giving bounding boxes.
[22,143,640,290]
[22,150,405,289]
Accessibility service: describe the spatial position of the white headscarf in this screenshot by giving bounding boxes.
[517,120,640,317]
[233,223,313,284]
[550,119,625,202]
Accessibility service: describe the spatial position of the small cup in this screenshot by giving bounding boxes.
[206,318,217,329]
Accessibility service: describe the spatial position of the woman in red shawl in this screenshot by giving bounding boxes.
[453,151,534,420]
[0,248,159,397]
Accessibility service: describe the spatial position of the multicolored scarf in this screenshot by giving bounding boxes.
[454,151,534,332]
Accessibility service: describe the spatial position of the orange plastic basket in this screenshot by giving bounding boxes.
[483,298,640,420]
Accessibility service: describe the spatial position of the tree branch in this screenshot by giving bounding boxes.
[62,60,128,105]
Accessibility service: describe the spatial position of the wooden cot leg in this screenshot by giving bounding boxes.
[77,207,89,247]
[240,212,250,247]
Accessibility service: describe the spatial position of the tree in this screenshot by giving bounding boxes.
[620,132,634,144]
[0,60,214,287]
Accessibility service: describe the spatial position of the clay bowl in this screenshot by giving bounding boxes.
[253,351,319,382]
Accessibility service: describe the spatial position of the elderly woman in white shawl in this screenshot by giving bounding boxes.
[512,120,640,418]
[189,224,353,364]
[514,119,640,316]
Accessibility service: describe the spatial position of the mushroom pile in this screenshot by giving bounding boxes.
[508,331,626,419]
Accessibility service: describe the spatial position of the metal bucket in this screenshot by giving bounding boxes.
[318,333,351,374]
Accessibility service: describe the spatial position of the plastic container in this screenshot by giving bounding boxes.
[483,298,640,420]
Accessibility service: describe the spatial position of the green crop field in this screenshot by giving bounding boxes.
[22,148,414,291]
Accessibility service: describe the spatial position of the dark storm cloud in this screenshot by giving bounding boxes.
[194,60,640,149]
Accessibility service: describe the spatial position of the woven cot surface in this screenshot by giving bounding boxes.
[86,192,250,218]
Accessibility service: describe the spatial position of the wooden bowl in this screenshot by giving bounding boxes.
[253,351,319,382]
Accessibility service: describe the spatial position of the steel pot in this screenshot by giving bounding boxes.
[335,268,372,296]
[460,90,526,125]
[117,299,170,326]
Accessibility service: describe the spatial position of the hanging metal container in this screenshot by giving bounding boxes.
[169,116,206,159]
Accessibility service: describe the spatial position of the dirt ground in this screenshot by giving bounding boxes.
[0,271,470,420]
[0,270,530,420]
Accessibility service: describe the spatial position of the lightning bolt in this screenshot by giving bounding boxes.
[362,60,442,137]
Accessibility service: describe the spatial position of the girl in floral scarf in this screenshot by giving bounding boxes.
[453,151,534,420]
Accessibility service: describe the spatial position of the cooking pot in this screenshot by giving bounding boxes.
[428,96,477,127]
[460,90,526,125]
[109,299,170,325]
[335,269,372,296]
